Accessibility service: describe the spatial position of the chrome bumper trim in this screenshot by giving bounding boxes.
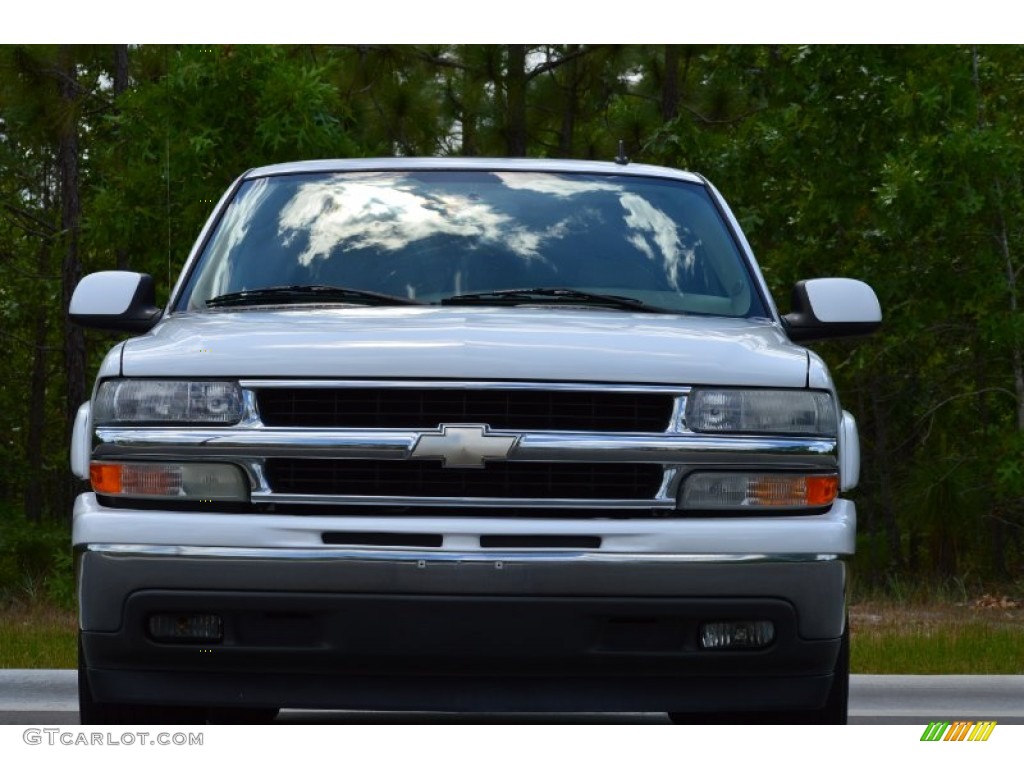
[239,379,691,394]
[82,543,839,565]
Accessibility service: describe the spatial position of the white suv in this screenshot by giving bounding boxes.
[70,158,881,724]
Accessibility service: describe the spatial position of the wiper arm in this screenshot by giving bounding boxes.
[206,285,423,308]
[440,287,671,313]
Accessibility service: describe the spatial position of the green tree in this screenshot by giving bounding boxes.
[87,45,360,294]
[0,44,113,520]
[0,43,1021,581]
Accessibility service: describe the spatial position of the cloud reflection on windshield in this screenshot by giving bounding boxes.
[272,171,701,295]
[277,175,554,266]
[493,172,621,197]
[619,193,697,291]
[496,172,699,291]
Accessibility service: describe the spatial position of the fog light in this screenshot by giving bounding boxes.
[700,620,774,650]
[148,613,223,643]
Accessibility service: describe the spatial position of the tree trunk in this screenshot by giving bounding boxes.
[114,44,130,270]
[451,47,479,157]
[661,45,680,121]
[505,45,527,157]
[871,382,903,571]
[460,94,478,157]
[58,45,86,521]
[998,224,1024,432]
[558,45,580,156]
[24,318,49,522]
[24,254,50,522]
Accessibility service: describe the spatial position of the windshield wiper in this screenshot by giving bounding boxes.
[440,287,672,313]
[206,285,423,308]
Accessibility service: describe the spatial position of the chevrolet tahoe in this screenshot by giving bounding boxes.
[69,158,881,724]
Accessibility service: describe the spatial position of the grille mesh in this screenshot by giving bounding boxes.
[265,458,664,500]
[255,388,673,432]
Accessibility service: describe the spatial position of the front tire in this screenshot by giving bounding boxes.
[807,621,849,724]
[78,633,206,725]
[206,707,280,724]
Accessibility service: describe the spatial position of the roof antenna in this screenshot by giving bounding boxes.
[614,140,630,166]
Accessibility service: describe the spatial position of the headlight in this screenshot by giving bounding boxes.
[685,389,836,436]
[94,380,243,425]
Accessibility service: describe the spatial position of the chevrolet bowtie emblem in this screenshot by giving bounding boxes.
[411,424,519,468]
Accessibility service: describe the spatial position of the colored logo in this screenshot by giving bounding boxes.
[920,721,997,742]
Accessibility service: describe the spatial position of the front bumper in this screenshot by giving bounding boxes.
[78,544,847,713]
[75,492,851,713]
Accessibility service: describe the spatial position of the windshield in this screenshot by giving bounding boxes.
[177,170,767,317]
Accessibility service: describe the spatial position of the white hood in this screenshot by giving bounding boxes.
[121,307,810,387]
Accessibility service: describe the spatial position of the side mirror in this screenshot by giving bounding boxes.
[69,271,162,332]
[783,278,881,343]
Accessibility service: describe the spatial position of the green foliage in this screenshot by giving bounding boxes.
[1,43,1023,588]
[86,45,361,289]
[645,44,1024,580]
[0,509,73,608]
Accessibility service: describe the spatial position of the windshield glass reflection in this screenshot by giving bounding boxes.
[184,170,762,318]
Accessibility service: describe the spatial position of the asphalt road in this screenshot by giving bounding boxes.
[0,672,1022,724]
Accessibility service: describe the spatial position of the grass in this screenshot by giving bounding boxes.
[1,593,1022,672]
[850,595,1024,674]
[0,601,77,669]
